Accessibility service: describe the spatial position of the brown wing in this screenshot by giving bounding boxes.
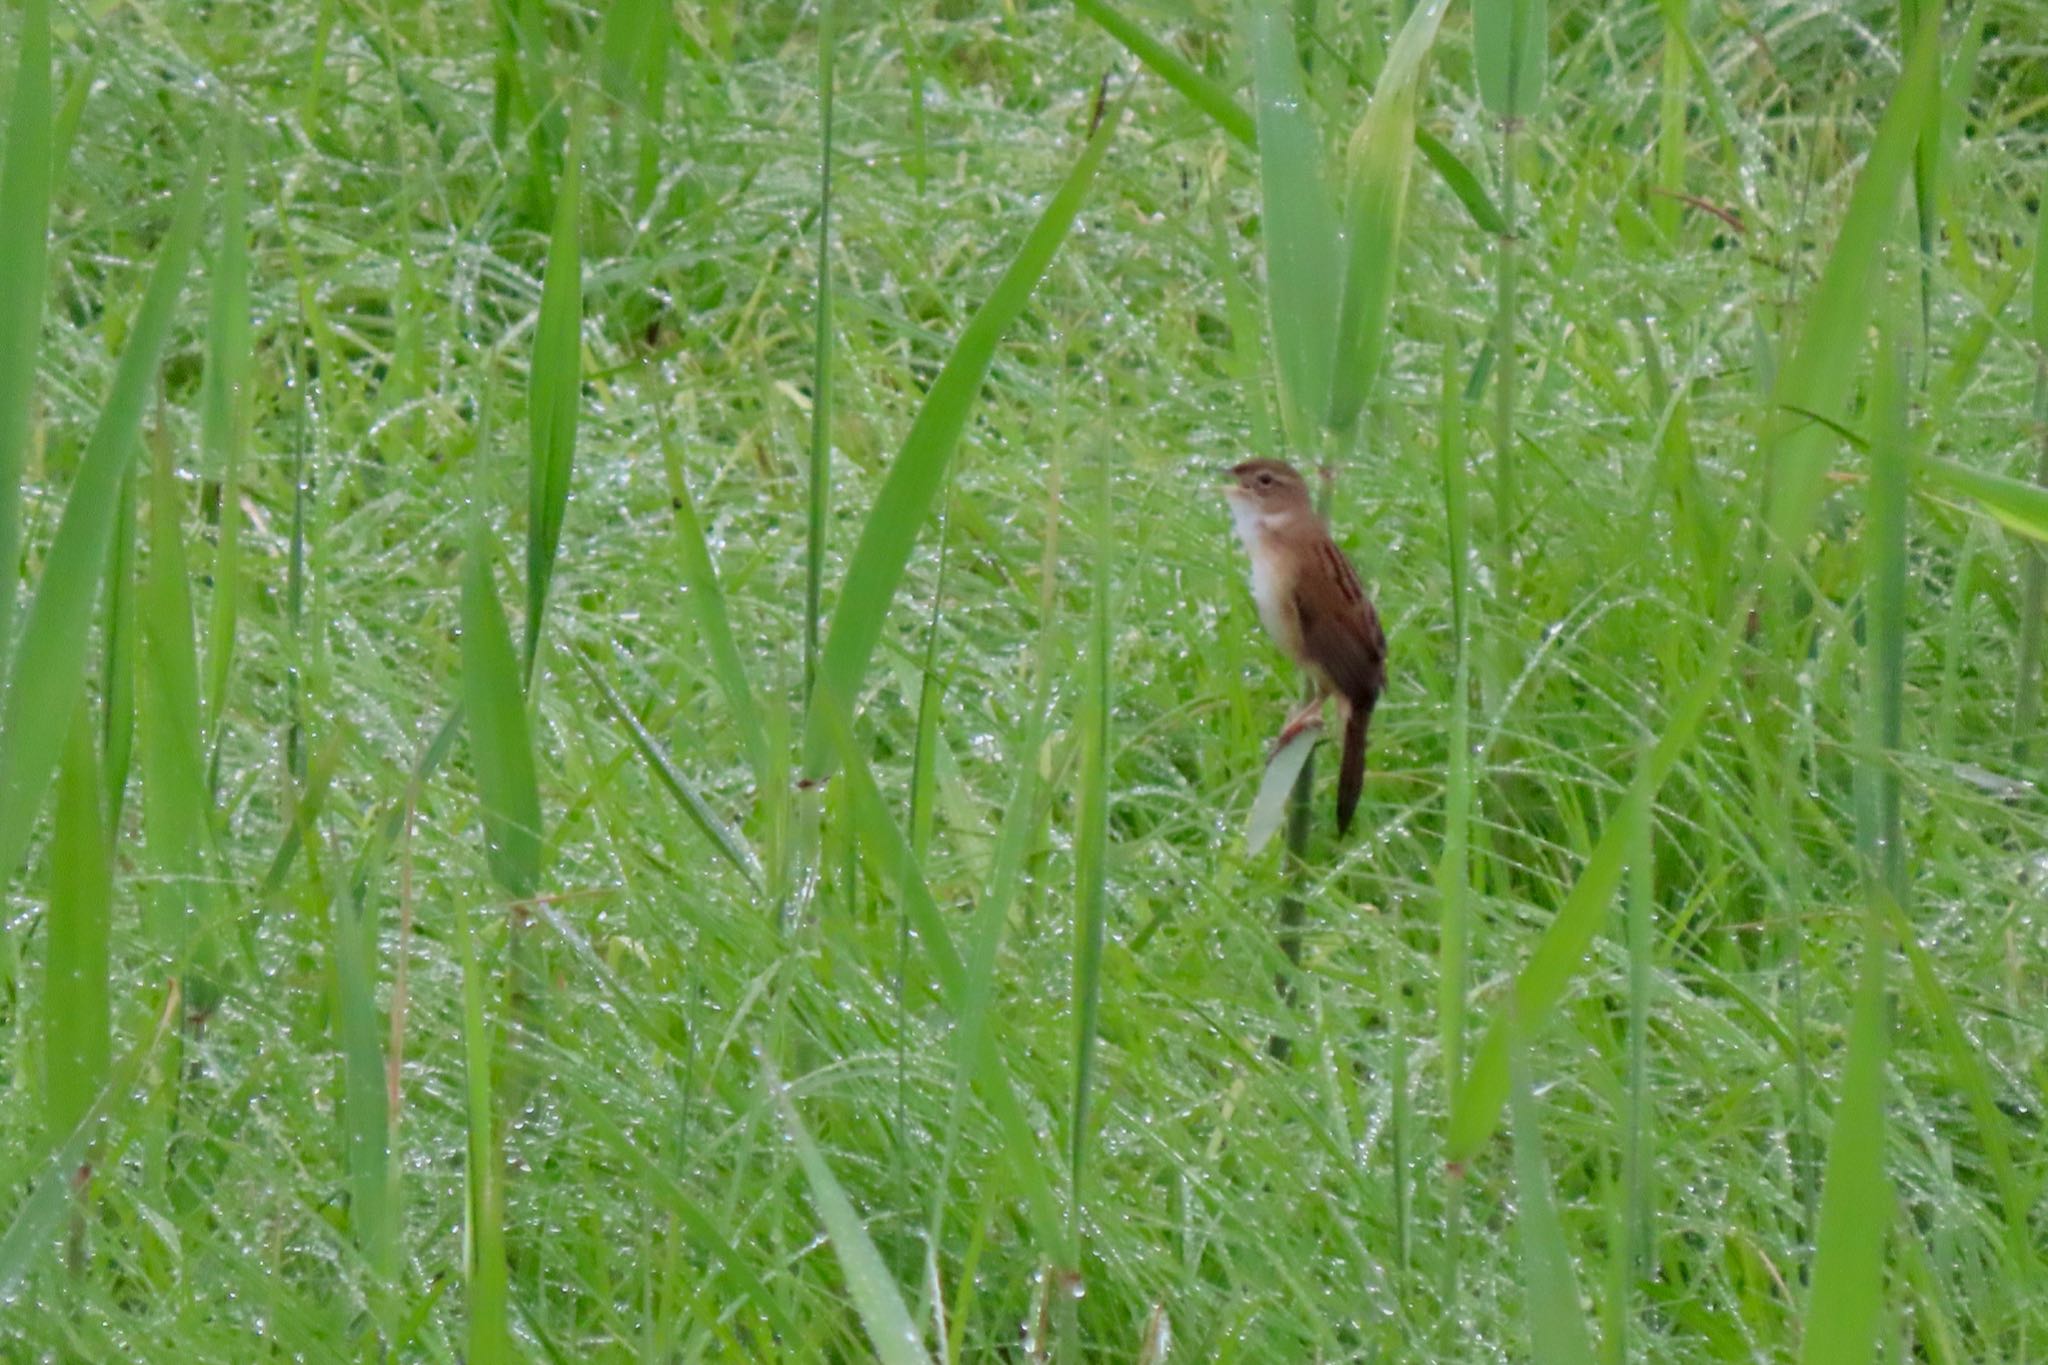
[1293,535,1385,708]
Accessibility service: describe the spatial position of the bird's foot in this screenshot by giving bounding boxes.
[1269,700,1325,757]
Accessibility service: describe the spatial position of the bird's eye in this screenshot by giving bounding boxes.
[1257,472,1274,487]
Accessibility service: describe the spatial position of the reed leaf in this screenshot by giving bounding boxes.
[44,704,111,1143]
[0,151,203,884]
[802,100,1120,778]
[1923,457,2048,544]
[1761,8,1939,563]
[1069,444,1113,1257]
[202,125,251,761]
[526,132,582,674]
[804,0,838,704]
[1325,0,1452,433]
[1508,1012,1599,1364]
[461,523,543,901]
[1247,0,1338,450]
[0,0,53,685]
[767,1058,933,1365]
[1474,0,1547,120]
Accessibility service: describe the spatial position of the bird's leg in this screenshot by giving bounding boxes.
[1270,693,1326,755]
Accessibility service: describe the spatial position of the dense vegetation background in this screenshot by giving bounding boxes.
[0,0,2044,1358]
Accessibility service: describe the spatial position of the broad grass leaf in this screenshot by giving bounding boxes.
[460,524,543,901]
[0,153,204,884]
[1474,0,1547,120]
[1923,457,2048,544]
[45,704,111,1142]
[202,125,251,753]
[526,135,582,671]
[0,0,53,681]
[1247,726,1316,856]
[1508,1017,1599,1364]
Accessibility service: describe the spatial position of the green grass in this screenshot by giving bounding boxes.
[3,0,2047,1359]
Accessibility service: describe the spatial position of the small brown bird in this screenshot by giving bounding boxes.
[1224,459,1387,834]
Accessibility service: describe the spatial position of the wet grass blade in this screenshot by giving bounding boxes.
[1435,347,1474,1094]
[1413,127,1505,235]
[1448,614,1740,1162]
[662,441,769,789]
[1761,8,1939,562]
[766,1057,933,1365]
[202,125,251,766]
[140,429,220,972]
[332,863,398,1282]
[101,468,139,834]
[0,149,204,883]
[1069,444,1113,1261]
[462,523,543,901]
[803,100,1120,778]
[0,0,53,685]
[454,887,509,1365]
[1248,0,1337,449]
[1508,1014,1599,1364]
[803,0,837,706]
[525,131,582,675]
[576,651,762,889]
[2019,182,2048,761]
[1922,457,2048,544]
[1075,0,1254,146]
[1653,0,1688,239]
[1325,0,1451,433]
[44,704,111,1144]
[1474,0,1546,121]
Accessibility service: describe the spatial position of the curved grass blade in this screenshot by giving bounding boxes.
[461,523,543,901]
[802,96,1121,778]
[1761,8,1940,563]
[1246,726,1315,856]
[1923,457,2048,544]
[1413,127,1505,235]
[1448,613,1740,1162]
[1075,0,1255,146]
[526,131,582,675]
[0,153,204,884]
[1325,0,1452,433]
[765,1056,933,1365]
[661,439,769,788]
[0,0,53,685]
[1248,0,1338,450]
[575,650,763,890]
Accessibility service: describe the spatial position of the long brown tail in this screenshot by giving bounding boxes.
[1336,697,1374,835]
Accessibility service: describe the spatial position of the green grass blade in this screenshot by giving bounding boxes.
[201,125,251,762]
[1248,0,1338,449]
[766,1058,933,1365]
[525,130,582,675]
[1075,0,1255,146]
[332,869,398,1282]
[1449,613,1741,1162]
[804,0,838,705]
[2019,176,2048,760]
[1413,127,1505,235]
[0,148,204,884]
[1653,0,1688,239]
[1761,8,1939,562]
[454,890,509,1365]
[44,704,111,1143]
[0,0,53,686]
[576,651,763,890]
[101,467,139,835]
[1508,1014,1599,1364]
[1325,0,1451,433]
[461,523,543,901]
[140,430,220,971]
[1435,346,1474,1093]
[1474,0,1546,120]
[1922,457,2048,544]
[661,442,769,789]
[1068,444,1112,1259]
[802,101,1120,778]
[1796,911,1892,1364]
[0,990,176,1298]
